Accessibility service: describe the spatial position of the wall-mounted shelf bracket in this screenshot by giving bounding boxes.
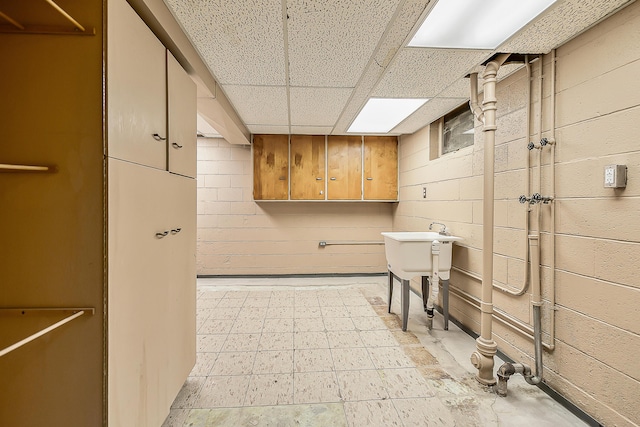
[0,0,95,36]
[0,163,53,172]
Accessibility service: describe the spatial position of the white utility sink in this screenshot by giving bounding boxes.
[381,232,462,280]
[381,231,463,332]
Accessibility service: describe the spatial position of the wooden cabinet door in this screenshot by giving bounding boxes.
[108,0,167,170]
[253,134,289,200]
[167,51,197,178]
[364,136,398,200]
[290,135,325,200]
[108,158,173,426]
[327,136,362,200]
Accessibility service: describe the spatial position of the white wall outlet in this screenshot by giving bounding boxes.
[422,187,427,198]
[604,164,627,188]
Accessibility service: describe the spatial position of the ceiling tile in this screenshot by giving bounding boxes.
[222,85,288,126]
[289,87,352,126]
[286,0,402,87]
[373,48,492,98]
[499,0,633,54]
[391,97,467,134]
[164,0,286,85]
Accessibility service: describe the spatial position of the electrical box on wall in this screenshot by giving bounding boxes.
[604,165,627,188]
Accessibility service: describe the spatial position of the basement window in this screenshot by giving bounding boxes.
[442,104,474,154]
[429,103,475,160]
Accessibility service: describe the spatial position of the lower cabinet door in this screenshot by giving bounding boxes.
[108,158,194,426]
[164,172,197,403]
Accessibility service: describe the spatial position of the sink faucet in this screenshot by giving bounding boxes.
[429,222,449,235]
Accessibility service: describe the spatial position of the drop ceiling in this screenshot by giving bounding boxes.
[163,0,634,137]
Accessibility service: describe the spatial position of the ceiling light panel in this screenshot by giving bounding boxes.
[373,48,491,98]
[286,0,401,87]
[408,0,557,49]
[289,87,353,126]
[348,98,429,133]
[164,0,286,85]
[222,85,289,126]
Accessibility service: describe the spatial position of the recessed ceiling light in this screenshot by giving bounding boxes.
[348,98,429,133]
[408,0,557,50]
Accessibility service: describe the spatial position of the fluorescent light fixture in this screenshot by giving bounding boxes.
[348,98,429,133]
[408,0,557,49]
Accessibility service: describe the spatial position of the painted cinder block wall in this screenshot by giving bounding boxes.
[395,3,640,426]
[196,138,391,275]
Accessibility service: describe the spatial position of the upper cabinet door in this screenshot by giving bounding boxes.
[167,52,197,178]
[364,136,398,200]
[290,135,325,200]
[107,0,167,170]
[253,134,289,200]
[327,136,362,200]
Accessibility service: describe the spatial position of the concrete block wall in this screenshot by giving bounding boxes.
[196,138,392,275]
[394,3,640,425]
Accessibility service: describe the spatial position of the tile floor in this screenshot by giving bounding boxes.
[163,276,587,427]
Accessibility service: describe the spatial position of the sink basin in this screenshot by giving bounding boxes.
[382,231,463,332]
[381,232,463,281]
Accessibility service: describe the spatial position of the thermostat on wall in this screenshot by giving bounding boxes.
[604,164,627,188]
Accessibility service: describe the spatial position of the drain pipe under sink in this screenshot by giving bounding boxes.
[496,235,544,396]
[425,240,440,330]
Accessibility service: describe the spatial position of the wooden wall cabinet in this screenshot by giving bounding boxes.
[364,136,398,201]
[252,134,398,201]
[290,135,325,200]
[253,134,289,200]
[327,135,363,200]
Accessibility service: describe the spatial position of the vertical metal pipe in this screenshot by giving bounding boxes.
[529,235,541,305]
[548,49,557,350]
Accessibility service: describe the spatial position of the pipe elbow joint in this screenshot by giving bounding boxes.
[497,362,516,378]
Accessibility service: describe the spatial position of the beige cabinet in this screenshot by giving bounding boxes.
[364,136,398,200]
[107,159,195,426]
[168,51,197,178]
[253,134,289,200]
[290,135,325,200]
[108,0,167,170]
[107,0,196,425]
[327,135,362,200]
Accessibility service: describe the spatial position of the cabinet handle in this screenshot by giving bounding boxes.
[279,176,286,180]
[152,133,167,141]
[172,142,183,149]
[171,228,182,235]
[366,177,373,180]
[330,177,336,181]
[155,231,169,238]
[316,177,323,181]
